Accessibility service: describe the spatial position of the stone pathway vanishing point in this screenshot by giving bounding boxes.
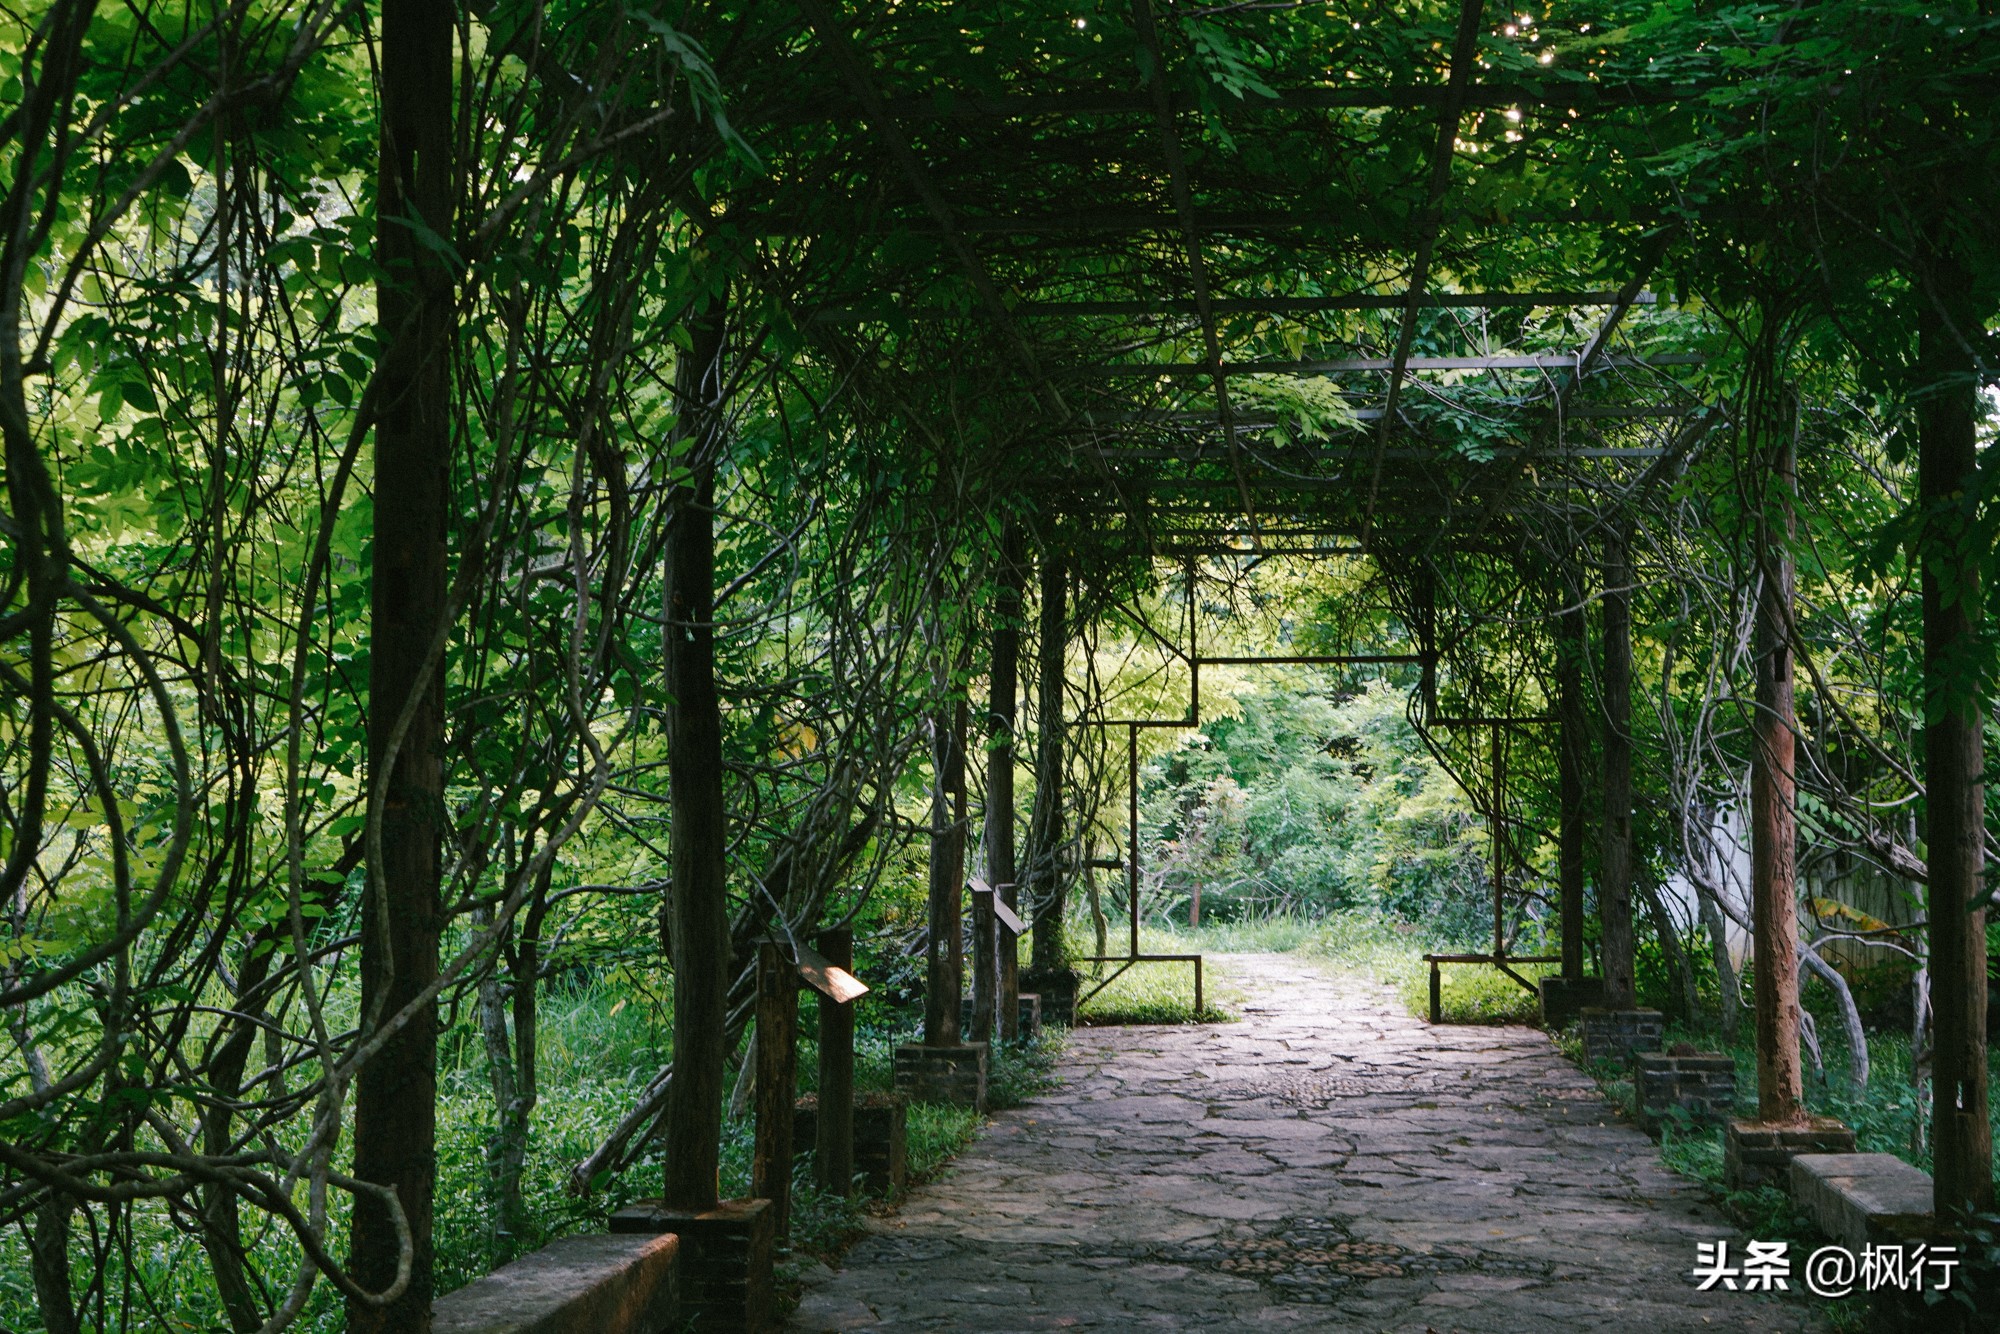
[788,952,1827,1333]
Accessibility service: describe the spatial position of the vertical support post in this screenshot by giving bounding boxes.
[1917,278,1991,1214]
[1557,589,1587,981]
[924,685,968,1046]
[1601,527,1638,1009]
[988,523,1023,1038]
[1749,427,1803,1123]
[1194,957,1204,1016]
[1027,555,1070,976]
[1491,724,1506,957]
[753,943,797,1241]
[1128,723,1141,960]
[815,928,855,1196]
[971,884,996,1043]
[660,307,731,1216]
[1430,960,1442,1025]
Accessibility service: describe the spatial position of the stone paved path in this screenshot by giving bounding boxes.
[788,953,1827,1332]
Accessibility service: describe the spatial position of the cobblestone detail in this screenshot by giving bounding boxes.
[788,955,1826,1332]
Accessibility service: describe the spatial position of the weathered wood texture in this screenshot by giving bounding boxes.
[985,521,1024,1039]
[1599,528,1637,1009]
[1750,428,1804,1123]
[814,929,856,1195]
[752,944,798,1239]
[1027,555,1069,975]
[1556,591,1587,981]
[1918,280,1992,1215]
[351,0,453,1325]
[661,308,731,1212]
[924,692,968,1046]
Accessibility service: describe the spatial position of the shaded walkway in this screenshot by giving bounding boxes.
[789,953,1826,1332]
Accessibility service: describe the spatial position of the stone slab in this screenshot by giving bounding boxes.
[1537,975,1605,1029]
[894,1041,988,1111]
[1788,1152,1934,1252]
[1724,1116,1857,1191]
[433,1232,680,1334]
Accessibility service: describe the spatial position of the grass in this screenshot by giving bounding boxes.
[1075,953,1237,1024]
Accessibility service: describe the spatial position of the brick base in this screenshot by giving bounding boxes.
[608,1198,773,1334]
[793,1092,908,1193]
[1723,1116,1857,1191]
[1634,1050,1737,1135]
[1538,975,1605,1029]
[1021,969,1078,1026]
[1015,993,1043,1037]
[1579,1007,1664,1068]
[893,1042,988,1110]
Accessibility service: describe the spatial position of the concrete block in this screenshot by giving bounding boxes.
[610,1198,774,1333]
[1724,1116,1857,1190]
[893,1041,987,1111]
[1579,1007,1664,1068]
[1538,975,1605,1029]
[433,1232,680,1334]
[1788,1152,1934,1252]
[1633,1050,1736,1134]
[794,1091,908,1193]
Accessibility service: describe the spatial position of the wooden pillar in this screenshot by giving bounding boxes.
[924,687,969,1046]
[1749,430,1804,1123]
[987,524,1024,1038]
[660,307,731,1213]
[1600,528,1637,1009]
[815,929,856,1195]
[1490,724,1506,956]
[752,943,797,1239]
[1557,590,1587,981]
[1027,554,1069,976]
[1917,279,1992,1214]
[351,3,452,1323]
[971,884,996,1044]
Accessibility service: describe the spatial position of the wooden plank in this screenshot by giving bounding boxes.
[753,942,798,1238]
[815,928,856,1196]
[972,879,1028,936]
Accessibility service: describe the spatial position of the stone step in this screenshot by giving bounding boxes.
[1788,1152,1934,1252]
[433,1232,679,1334]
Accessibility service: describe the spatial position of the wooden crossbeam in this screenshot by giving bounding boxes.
[1089,353,1703,375]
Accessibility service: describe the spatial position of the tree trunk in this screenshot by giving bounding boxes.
[1026,554,1070,976]
[987,522,1023,1038]
[661,306,731,1213]
[1600,529,1636,1007]
[1917,275,1992,1215]
[1750,413,1805,1124]
[350,2,453,1325]
[1557,587,1587,981]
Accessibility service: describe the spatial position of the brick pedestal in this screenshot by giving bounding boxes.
[609,1198,773,1334]
[893,1041,988,1110]
[1538,975,1605,1029]
[1578,1007,1664,1068]
[794,1092,907,1193]
[1633,1050,1737,1134]
[1021,969,1077,1026]
[1723,1116,1857,1191]
[1015,992,1042,1037]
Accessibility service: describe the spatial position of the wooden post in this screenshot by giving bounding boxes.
[1128,724,1141,959]
[1430,960,1442,1025]
[924,689,968,1046]
[1601,527,1638,1009]
[1490,724,1505,956]
[987,523,1023,1038]
[1917,278,1992,1214]
[1027,555,1069,976]
[350,3,453,1326]
[660,308,732,1215]
[1749,426,1804,1123]
[815,929,856,1195]
[753,943,797,1239]
[971,881,996,1043]
[1557,589,1587,981]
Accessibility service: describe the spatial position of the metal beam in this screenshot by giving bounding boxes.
[1129,0,1258,534]
[1365,0,1489,546]
[1090,352,1704,375]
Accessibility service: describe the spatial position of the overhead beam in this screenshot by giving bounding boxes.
[814,291,1659,322]
[1129,0,1257,532]
[1090,352,1704,375]
[1364,0,1489,545]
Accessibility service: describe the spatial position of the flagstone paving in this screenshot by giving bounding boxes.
[786,952,1828,1332]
